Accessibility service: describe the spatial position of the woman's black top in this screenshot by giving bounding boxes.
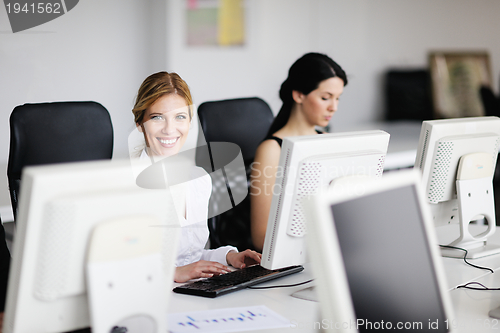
[265,136,283,147]
[262,130,323,148]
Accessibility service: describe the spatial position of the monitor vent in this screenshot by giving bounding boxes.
[35,201,76,301]
[428,141,454,203]
[267,149,290,262]
[287,161,321,237]
[418,129,430,169]
[376,155,386,176]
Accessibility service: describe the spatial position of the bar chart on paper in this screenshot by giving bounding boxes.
[167,305,290,333]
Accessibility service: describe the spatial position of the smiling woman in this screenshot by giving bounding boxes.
[131,71,261,283]
[250,53,348,251]
[132,72,194,159]
[139,94,191,157]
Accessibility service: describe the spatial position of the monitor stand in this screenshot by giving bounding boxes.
[291,286,318,302]
[441,154,500,259]
[86,217,168,333]
[489,306,500,319]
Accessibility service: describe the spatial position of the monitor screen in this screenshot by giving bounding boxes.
[305,170,454,333]
[330,184,447,332]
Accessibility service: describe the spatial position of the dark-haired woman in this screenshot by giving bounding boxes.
[250,53,348,251]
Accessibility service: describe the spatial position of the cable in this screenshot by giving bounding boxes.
[247,279,314,290]
[439,245,494,274]
[457,282,500,291]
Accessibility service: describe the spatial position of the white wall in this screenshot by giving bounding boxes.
[315,0,500,127]
[0,0,166,219]
[0,0,162,160]
[1,0,500,219]
[168,0,500,128]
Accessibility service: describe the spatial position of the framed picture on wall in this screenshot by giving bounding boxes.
[429,51,492,119]
[186,0,245,47]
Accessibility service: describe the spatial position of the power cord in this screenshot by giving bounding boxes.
[439,245,494,273]
[247,279,314,290]
[457,282,500,291]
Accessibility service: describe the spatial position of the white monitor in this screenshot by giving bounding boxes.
[414,116,500,258]
[261,130,390,270]
[4,160,180,333]
[305,170,455,333]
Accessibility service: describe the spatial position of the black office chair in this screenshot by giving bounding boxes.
[480,86,500,117]
[385,69,434,121]
[480,82,500,225]
[197,97,274,251]
[7,101,114,221]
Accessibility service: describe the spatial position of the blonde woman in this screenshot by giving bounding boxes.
[132,72,261,283]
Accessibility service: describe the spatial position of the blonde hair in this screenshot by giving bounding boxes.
[132,71,193,125]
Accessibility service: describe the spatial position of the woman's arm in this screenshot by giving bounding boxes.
[174,250,261,283]
[250,140,282,252]
[174,261,231,283]
[226,249,261,269]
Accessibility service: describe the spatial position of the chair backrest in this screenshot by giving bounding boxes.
[385,69,434,121]
[197,97,274,250]
[198,97,274,164]
[7,101,114,220]
[480,86,500,117]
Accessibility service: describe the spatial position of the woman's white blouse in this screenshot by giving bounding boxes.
[138,150,237,267]
[175,170,237,267]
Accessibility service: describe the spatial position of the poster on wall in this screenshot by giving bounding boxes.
[429,51,492,119]
[186,0,245,47]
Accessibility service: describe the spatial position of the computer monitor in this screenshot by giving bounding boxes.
[261,130,390,270]
[414,116,500,258]
[4,160,180,333]
[305,170,454,333]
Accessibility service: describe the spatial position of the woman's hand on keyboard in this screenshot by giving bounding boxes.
[226,250,262,269]
[174,261,232,283]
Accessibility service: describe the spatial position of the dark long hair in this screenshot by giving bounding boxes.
[267,53,348,136]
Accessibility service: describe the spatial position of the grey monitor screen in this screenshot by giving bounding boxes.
[330,185,448,332]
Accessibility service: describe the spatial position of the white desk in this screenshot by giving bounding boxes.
[169,268,318,333]
[437,225,500,290]
[168,225,500,333]
[448,274,500,333]
[436,225,500,333]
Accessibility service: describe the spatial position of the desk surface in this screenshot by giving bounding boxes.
[438,225,500,333]
[169,268,318,333]
[168,225,500,333]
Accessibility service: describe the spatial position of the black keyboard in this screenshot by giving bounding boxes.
[173,264,304,298]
